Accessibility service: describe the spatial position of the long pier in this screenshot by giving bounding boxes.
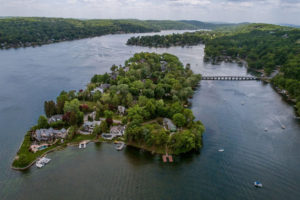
[202,76,259,81]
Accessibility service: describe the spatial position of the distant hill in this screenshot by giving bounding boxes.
[0,17,235,49]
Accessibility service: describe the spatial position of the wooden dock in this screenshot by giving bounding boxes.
[162,154,173,163]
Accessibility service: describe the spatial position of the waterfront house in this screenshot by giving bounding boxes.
[118,106,126,115]
[91,84,111,94]
[34,128,67,142]
[110,125,126,137]
[160,61,167,72]
[82,121,101,133]
[48,114,63,124]
[163,118,177,132]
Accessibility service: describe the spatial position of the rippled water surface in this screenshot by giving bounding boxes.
[0,31,300,200]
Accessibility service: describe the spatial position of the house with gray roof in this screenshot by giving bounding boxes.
[34,128,67,142]
[48,114,63,124]
[163,118,177,132]
[91,84,111,94]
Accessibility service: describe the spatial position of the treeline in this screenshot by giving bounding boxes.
[127,31,214,47]
[0,17,231,49]
[126,23,300,115]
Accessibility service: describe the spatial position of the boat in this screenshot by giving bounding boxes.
[281,125,286,129]
[115,142,125,151]
[36,157,51,168]
[79,143,86,149]
[254,181,263,188]
[218,149,224,152]
[264,128,268,132]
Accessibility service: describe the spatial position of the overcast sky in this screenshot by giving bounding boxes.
[0,0,300,25]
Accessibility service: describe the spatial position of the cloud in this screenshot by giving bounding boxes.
[0,0,299,25]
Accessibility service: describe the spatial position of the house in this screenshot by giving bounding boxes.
[118,106,126,115]
[85,111,96,121]
[124,67,130,72]
[91,84,111,94]
[34,128,68,142]
[82,121,101,133]
[48,114,63,124]
[110,125,126,137]
[163,118,177,132]
[160,61,167,72]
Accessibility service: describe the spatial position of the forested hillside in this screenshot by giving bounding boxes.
[0,17,228,49]
[126,24,300,115]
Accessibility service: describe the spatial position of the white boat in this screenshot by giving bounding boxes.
[36,157,51,168]
[254,181,263,188]
[264,128,268,132]
[79,142,87,149]
[115,142,125,151]
[218,149,224,152]
[281,125,286,129]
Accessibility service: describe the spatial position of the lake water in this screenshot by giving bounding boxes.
[0,31,300,200]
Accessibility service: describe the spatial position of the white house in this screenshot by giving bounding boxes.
[118,106,126,115]
[48,114,63,124]
[110,125,126,137]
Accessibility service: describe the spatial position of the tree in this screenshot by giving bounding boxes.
[37,115,49,129]
[69,112,78,126]
[155,85,165,99]
[183,109,195,126]
[104,110,113,119]
[172,113,186,128]
[44,100,56,117]
[100,121,109,133]
[56,91,69,114]
[93,124,101,136]
[64,99,80,114]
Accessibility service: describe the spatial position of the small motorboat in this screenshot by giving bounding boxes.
[218,149,224,152]
[115,142,125,151]
[254,181,263,188]
[264,128,268,132]
[281,125,286,129]
[36,157,51,168]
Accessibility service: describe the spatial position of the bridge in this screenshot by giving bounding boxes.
[202,76,259,81]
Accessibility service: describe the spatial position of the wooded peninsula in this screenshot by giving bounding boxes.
[12,52,205,169]
[0,17,234,49]
[127,24,300,116]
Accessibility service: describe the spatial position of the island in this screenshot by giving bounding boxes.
[127,24,300,116]
[12,52,205,170]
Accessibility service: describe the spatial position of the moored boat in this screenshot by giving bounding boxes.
[254,181,263,188]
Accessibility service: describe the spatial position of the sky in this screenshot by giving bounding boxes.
[0,0,300,25]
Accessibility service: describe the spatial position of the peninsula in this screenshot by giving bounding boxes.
[127,24,300,116]
[12,52,205,170]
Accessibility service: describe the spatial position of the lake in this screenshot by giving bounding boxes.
[0,30,300,200]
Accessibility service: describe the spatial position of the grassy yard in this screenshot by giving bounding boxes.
[12,132,62,169]
[12,132,98,169]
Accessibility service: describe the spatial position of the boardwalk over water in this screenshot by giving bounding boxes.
[202,76,259,81]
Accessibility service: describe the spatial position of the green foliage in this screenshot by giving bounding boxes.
[0,17,231,49]
[172,113,186,127]
[37,115,49,129]
[127,31,213,47]
[44,100,56,117]
[64,99,80,114]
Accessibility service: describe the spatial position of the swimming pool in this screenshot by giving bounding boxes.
[38,145,48,150]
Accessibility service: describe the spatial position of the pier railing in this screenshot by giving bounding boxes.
[202,76,259,81]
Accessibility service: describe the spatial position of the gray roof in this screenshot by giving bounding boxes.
[163,118,176,131]
[34,128,67,141]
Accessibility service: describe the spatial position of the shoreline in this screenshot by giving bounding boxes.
[11,137,104,171]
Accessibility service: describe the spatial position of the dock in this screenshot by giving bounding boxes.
[162,153,173,163]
